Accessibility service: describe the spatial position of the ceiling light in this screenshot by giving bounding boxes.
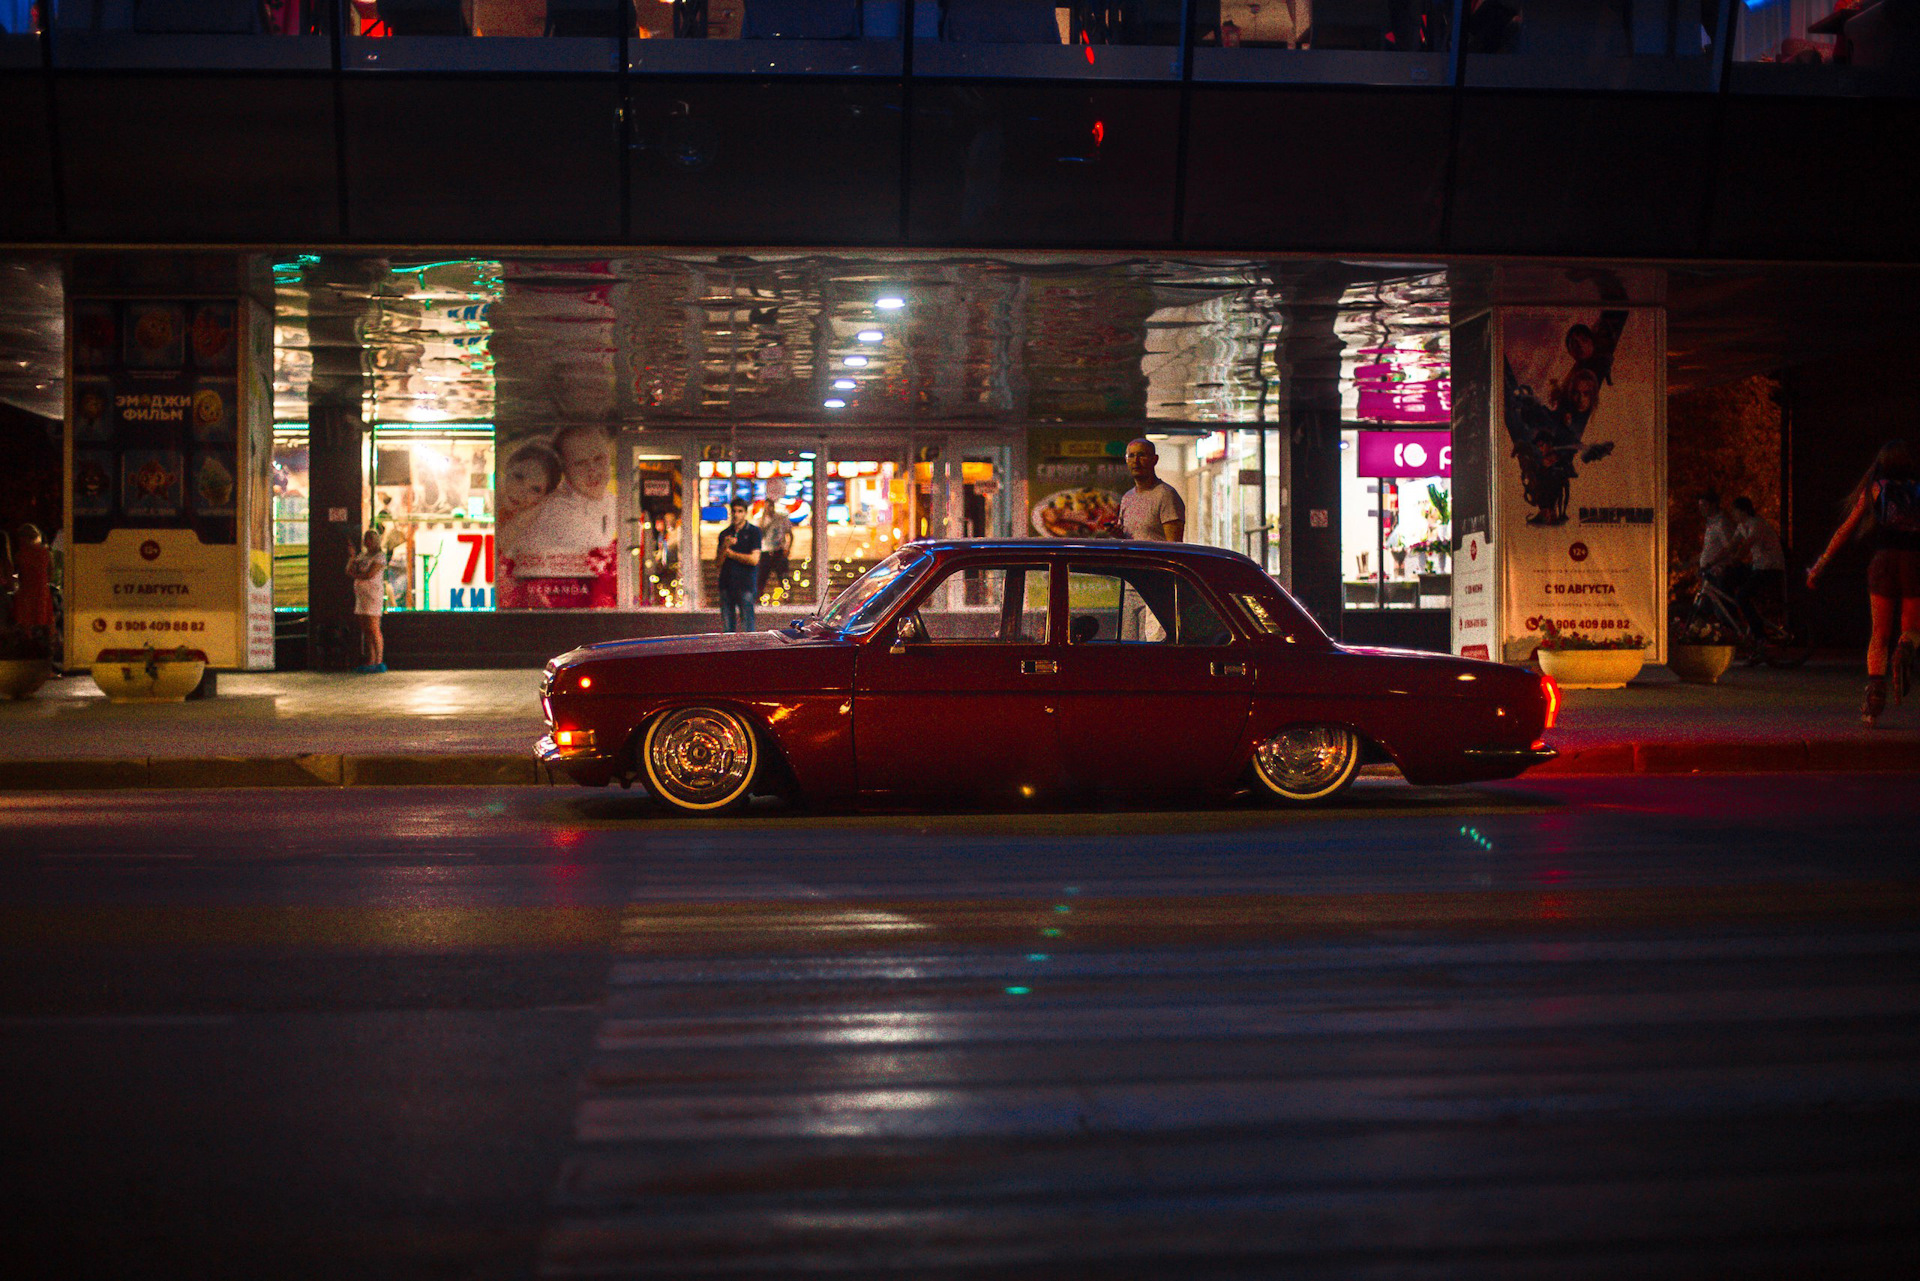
[823,398,847,409]
[843,355,869,367]
[856,329,884,343]
[875,297,905,311]
[832,378,856,390]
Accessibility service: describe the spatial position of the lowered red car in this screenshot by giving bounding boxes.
[536,539,1556,813]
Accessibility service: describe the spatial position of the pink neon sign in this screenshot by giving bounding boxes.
[1356,431,1451,478]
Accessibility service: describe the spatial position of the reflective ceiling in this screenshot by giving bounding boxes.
[274,254,1449,430]
[4,252,1918,426]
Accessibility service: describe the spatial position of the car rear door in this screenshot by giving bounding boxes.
[1054,559,1254,801]
[852,559,1063,805]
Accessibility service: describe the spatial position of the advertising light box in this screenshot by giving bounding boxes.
[1356,431,1452,479]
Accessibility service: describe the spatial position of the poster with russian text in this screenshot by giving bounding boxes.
[65,297,263,667]
[1495,307,1666,665]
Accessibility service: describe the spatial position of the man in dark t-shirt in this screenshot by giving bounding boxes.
[716,498,763,632]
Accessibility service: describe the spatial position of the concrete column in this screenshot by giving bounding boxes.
[302,259,380,671]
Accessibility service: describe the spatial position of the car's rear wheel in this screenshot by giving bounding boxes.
[1251,724,1362,804]
[641,706,759,813]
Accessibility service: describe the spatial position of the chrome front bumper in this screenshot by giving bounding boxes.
[1462,744,1559,766]
[534,734,615,769]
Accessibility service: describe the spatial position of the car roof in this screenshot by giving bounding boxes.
[907,538,1258,565]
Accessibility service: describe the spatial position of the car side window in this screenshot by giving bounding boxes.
[1066,567,1234,646]
[911,564,1051,644]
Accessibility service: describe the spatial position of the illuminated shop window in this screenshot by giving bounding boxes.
[270,428,309,609]
[363,425,498,612]
[1342,428,1452,611]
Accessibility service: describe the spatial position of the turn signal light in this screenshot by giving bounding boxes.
[553,729,596,751]
[1539,675,1560,729]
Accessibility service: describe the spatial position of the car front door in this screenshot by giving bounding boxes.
[852,559,1062,805]
[1054,560,1255,801]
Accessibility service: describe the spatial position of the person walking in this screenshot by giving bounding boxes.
[715,498,762,633]
[1806,439,1920,725]
[758,494,794,605]
[346,529,388,673]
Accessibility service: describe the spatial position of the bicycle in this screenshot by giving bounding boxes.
[1671,567,1816,669]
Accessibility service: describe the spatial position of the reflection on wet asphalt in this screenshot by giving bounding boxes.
[0,775,1914,1278]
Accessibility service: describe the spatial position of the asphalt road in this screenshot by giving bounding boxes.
[1,776,1916,1280]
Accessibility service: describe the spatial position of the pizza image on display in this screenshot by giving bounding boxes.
[1031,487,1122,538]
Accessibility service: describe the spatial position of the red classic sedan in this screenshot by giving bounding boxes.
[536,539,1557,812]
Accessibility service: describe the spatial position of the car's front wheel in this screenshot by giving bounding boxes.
[640,706,759,813]
[1251,724,1362,804]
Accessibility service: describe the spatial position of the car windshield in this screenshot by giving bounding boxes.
[815,550,930,635]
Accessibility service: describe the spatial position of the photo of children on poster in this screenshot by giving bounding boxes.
[495,424,617,609]
[1497,309,1664,663]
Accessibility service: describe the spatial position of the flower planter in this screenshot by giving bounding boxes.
[90,648,207,704]
[0,658,51,700]
[1669,643,1736,685]
[1537,647,1646,690]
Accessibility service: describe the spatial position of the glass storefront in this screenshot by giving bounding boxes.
[363,424,498,611]
[1341,428,1452,610]
[1152,427,1286,578]
[270,429,310,608]
[305,425,1016,616]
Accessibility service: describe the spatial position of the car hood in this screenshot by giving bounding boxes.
[1338,644,1539,694]
[553,627,844,667]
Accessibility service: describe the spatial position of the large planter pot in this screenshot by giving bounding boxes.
[1669,643,1736,685]
[1537,647,1646,690]
[0,658,51,700]
[90,648,207,704]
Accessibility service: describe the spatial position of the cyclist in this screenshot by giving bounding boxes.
[1807,439,1920,725]
[1696,490,1738,589]
[1730,496,1787,644]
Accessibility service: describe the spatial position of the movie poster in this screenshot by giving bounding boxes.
[65,295,271,668]
[495,424,618,609]
[1495,308,1666,664]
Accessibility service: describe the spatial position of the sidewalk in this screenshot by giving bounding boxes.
[0,661,1915,789]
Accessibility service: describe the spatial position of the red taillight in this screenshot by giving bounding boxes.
[1539,674,1559,729]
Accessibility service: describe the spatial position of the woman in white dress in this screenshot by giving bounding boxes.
[346,529,388,673]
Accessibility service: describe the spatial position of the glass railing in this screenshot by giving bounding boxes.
[1459,0,1725,90]
[914,2,1181,80]
[52,0,331,66]
[1,0,41,67]
[1192,0,1455,87]
[30,0,1918,91]
[625,0,904,75]
[1728,0,1920,94]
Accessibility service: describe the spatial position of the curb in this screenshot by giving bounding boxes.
[1531,739,1920,777]
[0,742,1914,790]
[0,754,544,790]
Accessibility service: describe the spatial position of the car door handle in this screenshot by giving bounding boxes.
[1212,661,1249,678]
[1021,659,1057,675]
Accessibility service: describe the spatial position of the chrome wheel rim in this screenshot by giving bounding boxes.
[646,708,754,809]
[1254,725,1357,799]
